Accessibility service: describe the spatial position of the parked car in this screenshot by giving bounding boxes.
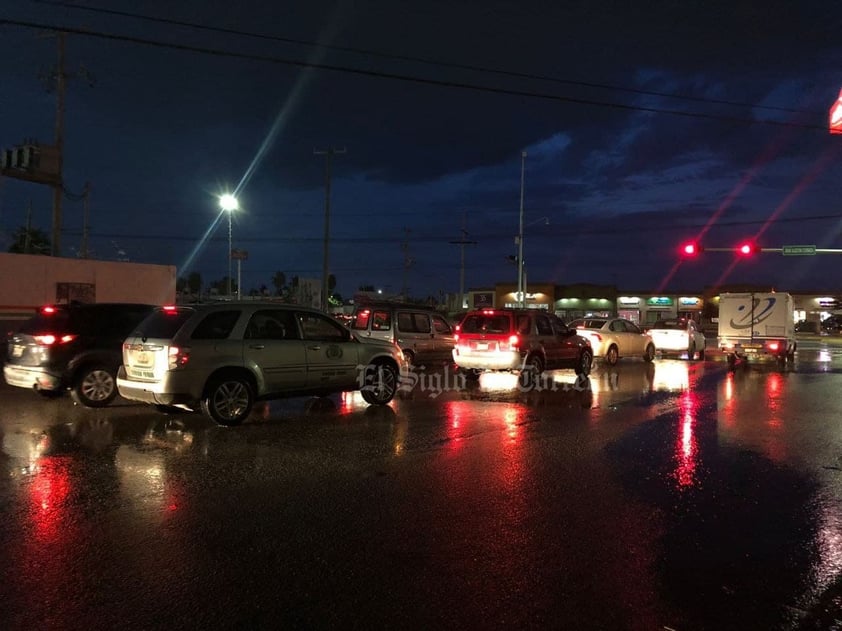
[451,308,592,387]
[350,302,455,365]
[647,317,706,360]
[116,302,406,426]
[795,319,821,334]
[3,302,156,407]
[568,317,655,366]
[821,315,842,334]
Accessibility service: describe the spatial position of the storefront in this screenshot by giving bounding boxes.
[616,296,642,324]
[642,296,676,325]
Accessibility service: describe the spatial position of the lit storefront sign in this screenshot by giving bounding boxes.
[647,297,673,307]
[473,293,493,307]
[679,297,702,308]
[618,296,640,306]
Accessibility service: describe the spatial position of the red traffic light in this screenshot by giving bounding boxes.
[680,242,702,256]
[736,242,758,255]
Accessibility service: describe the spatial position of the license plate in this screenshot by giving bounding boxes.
[134,351,152,367]
[475,342,488,350]
[11,345,24,357]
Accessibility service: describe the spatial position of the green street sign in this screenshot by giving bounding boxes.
[782,245,816,256]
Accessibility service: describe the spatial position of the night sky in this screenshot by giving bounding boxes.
[2,0,842,301]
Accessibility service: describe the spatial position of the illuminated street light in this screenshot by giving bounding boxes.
[219,194,239,298]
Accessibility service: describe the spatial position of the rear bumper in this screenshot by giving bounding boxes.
[116,366,199,406]
[452,348,523,371]
[3,364,63,391]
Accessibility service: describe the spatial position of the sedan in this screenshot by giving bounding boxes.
[647,317,706,360]
[568,317,655,365]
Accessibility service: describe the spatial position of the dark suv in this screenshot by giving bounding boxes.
[452,308,593,386]
[3,302,156,407]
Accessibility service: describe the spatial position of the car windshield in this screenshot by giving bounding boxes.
[460,314,511,334]
[651,320,684,330]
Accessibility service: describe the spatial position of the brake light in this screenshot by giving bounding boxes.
[509,334,520,348]
[34,334,76,345]
[168,346,190,369]
[591,333,602,342]
[453,333,459,342]
[767,341,780,352]
[162,305,178,314]
[481,309,495,315]
[41,305,57,314]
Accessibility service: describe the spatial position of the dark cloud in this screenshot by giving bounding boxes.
[2,0,842,298]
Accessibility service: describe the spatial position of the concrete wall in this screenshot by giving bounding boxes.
[0,253,176,340]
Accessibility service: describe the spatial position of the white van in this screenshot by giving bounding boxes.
[351,303,455,366]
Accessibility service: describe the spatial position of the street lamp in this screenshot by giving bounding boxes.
[219,193,239,298]
[517,151,526,308]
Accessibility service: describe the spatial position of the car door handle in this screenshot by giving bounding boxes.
[308,345,321,351]
[249,344,265,349]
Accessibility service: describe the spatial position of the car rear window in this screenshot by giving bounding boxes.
[18,309,72,334]
[133,308,195,339]
[572,319,605,329]
[460,314,512,334]
[652,320,683,330]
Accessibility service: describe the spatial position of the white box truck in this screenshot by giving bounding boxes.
[717,292,796,366]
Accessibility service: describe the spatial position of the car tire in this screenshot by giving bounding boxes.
[360,361,399,405]
[201,375,254,426]
[575,349,593,376]
[688,341,696,361]
[460,368,481,381]
[643,343,655,363]
[71,364,118,408]
[518,355,544,389]
[605,345,619,366]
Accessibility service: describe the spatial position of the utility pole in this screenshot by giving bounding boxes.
[517,150,526,308]
[51,32,66,257]
[401,228,413,301]
[25,200,33,254]
[449,212,477,310]
[314,146,346,311]
[80,182,91,258]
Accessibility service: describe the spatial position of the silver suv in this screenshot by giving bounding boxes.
[116,303,406,426]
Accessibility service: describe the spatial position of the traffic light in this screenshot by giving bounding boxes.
[680,242,702,256]
[736,242,758,256]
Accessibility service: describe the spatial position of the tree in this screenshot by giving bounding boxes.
[210,277,237,296]
[8,226,51,254]
[187,271,202,295]
[358,284,375,292]
[176,276,189,293]
[272,271,286,296]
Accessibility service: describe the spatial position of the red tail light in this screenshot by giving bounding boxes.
[34,334,77,345]
[509,334,520,348]
[453,333,459,342]
[168,346,190,369]
[41,305,57,314]
[162,305,179,314]
[767,341,780,351]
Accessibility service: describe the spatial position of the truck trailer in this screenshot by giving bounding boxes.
[717,292,796,367]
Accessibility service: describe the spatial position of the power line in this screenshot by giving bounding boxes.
[0,17,829,132]
[30,0,821,117]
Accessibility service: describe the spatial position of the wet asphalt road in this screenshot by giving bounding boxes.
[3,340,842,629]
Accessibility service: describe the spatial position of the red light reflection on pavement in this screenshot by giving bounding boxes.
[29,457,71,541]
[674,390,699,489]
